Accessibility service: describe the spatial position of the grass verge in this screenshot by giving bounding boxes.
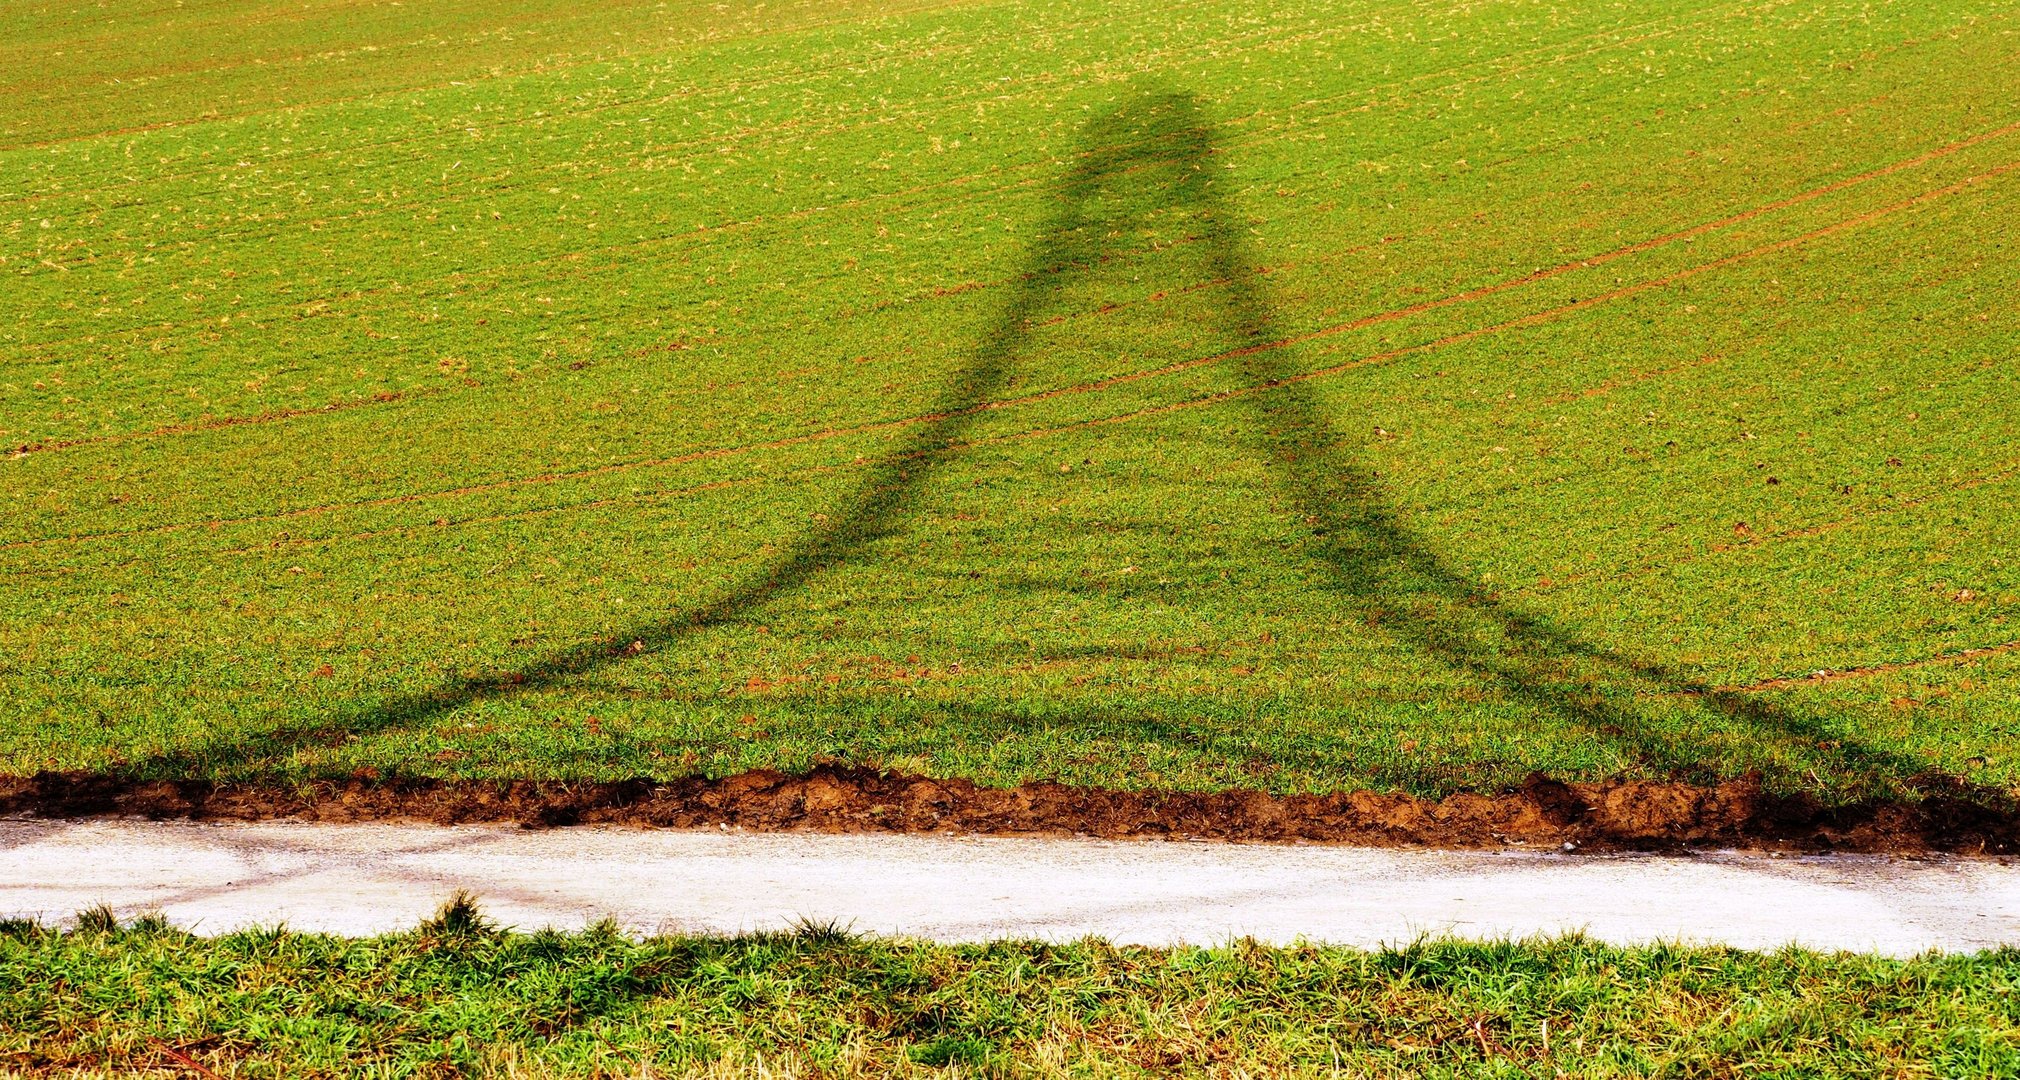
[4,899,2018,1078]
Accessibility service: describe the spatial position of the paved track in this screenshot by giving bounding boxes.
[3,820,2016,953]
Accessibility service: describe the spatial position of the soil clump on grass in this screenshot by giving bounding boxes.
[2,768,2014,854]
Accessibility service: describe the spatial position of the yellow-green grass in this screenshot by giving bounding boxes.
[3,0,2018,801]
[5,904,2019,1077]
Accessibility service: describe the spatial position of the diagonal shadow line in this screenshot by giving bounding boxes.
[116,90,1971,798]
[1113,92,1937,789]
[115,121,1168,781]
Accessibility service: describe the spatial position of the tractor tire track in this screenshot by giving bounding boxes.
[16,83,2014,469]
[7,0,1705,203]
[1718,640,2020,695]
[10,149,2014,552]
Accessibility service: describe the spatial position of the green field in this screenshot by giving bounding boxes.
[5,0,2019,803]
[6,905,2018,1077]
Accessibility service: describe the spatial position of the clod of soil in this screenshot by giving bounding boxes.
[1,769,2015,854]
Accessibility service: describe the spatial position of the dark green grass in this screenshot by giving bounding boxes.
[3,0,2019,801]
[5,902,2018,1077]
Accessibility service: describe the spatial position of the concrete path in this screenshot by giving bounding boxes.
[3,819,2016,954]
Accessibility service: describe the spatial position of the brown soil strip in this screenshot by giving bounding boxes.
[1724,640,2020,695]
[3,768,2015,854]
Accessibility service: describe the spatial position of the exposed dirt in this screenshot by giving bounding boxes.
[3,768,2015,854]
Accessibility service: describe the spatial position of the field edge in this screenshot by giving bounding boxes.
[4,766,2017,854]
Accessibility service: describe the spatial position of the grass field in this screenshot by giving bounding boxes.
[5,902,2019,1077]
[5,0,2020,803]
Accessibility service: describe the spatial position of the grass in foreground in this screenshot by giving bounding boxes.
[3,899,2017,1078]
[4,0,2020,802]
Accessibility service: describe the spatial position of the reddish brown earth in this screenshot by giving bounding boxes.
[3,768,2015,854]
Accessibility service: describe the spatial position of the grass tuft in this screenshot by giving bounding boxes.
[126,911,176,938]
[418,889,496,940]
[906,1035,994,1068]
[789,915,858,945]
[70,905,119,935]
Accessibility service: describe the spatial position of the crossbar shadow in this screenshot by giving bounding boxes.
[127,91,1975,799]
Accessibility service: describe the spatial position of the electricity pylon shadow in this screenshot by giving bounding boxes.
[134,90,1958,798]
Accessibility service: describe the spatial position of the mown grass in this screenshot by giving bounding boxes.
[3,900,2018,1078]
[3,0,2019,801]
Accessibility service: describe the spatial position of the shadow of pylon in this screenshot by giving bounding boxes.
[130,89,1967,800]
